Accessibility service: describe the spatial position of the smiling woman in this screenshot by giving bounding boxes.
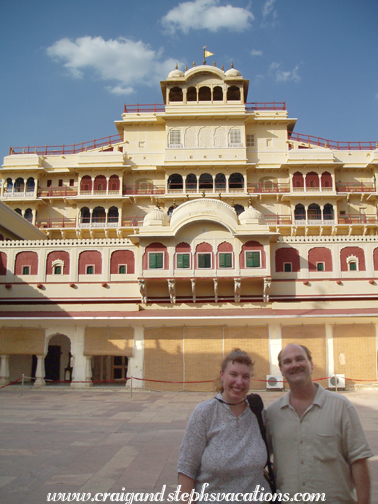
[177,349,271,500]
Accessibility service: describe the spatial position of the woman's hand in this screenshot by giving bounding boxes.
[177,473,195,502]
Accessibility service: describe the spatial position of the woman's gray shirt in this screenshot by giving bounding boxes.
[177,394,268,495]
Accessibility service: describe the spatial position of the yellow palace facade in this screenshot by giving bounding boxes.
[0,63,377,390]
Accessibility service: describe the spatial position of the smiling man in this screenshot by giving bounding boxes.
[266,344,373,504]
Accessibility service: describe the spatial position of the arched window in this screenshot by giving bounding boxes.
[80,175,92,192]
[213,86,223,101]
[109,175,120,192]
[6,178,13,190]
[168,174,183,191]
[187,87,196,101]
[227,86,240,101]
[323,203,334,220]
[92,207,106,223]
[321,172,332,189]
[167,206,175,217]
[26,177,35,191]
[229,173,244,189]
[94,175,106,192]
[108,206,119,223]
[234,204,245,216]
[293,172,304,189]
[198,86,211,101]
[15,208,22,215]
[186,173,197,191]
[199,173,213,190]
[306,172,319,189]
[80,207,90,224]
[14,177,24,192]
[24,208,33,222]
[215,173,226,190]
[308,203,321,220]
[169,87,183,102]
[294,204,306,220]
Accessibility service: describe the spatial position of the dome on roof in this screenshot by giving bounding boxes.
[143,207,170,227]
[225,67,241,77]
[167,67,185,79]
[238,205,265,225]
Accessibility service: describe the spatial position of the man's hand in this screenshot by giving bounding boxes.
[351,458,371,504]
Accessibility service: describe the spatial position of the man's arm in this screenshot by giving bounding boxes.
[351,458,370,504]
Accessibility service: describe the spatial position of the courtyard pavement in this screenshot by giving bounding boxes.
[0,386,377,504]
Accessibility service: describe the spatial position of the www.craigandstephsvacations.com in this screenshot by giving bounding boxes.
[46,483,327,502]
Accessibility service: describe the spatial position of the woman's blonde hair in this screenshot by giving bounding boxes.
[215,348,254,392]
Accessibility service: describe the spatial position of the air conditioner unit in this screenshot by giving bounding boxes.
[328,374,346,389]
[266,375,284,390]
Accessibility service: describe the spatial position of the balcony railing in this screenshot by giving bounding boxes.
[123,184,165,195]
[36,218,77,229]
[3,189,35,198]
[264,215,292,225]
[38,187,78,197]
[9,134,122,156]
[338,214,378,225]
[336,182,376,193]
[123,102,286,113]
[288,132,377,151]
[248,183,290,194]
[292,186,333,193]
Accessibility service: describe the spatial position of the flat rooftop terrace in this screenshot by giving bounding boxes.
[0,388,377,504]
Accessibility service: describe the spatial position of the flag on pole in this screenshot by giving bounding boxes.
[204,50,214,58]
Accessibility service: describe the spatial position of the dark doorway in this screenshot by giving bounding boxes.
[45,345,61,381]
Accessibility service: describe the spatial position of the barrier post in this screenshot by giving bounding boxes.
[130,376,133,399]
[21,374,25,397]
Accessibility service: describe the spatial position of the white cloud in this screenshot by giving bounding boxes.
[262,0,277,19]
[47,36,182,95]
[270,62,301,83]
[251,49,263,57]
[161,0,254,34]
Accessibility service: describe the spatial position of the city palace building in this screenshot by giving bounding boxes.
[0,62,377,390]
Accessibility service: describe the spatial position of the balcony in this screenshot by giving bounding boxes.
[248,183,290,194]
[3,189,35,198]
[123,184,165,196]
[9,134,122,156]
[336,182,376,193]
[38,187,78,198]
[294,219,336,226]
[288,132,377,151]
[264,215,292,225]
[292,186,333,193]
[338,214,378,225]
[36,217,76,229]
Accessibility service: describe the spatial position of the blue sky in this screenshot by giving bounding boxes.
[1,0,377,158]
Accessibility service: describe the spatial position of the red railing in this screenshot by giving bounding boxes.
[37,187,78,197]
[248,183,290,194]
[9,134,122,156]
[36,217,76,229]
[336,182,376,193]
[123,103,165,113]
[123,102,286,113]
[338,214,378,225]
[288,132,377,151]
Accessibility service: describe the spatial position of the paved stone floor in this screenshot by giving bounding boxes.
[0,386,377,504]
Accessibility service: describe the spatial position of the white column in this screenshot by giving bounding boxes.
[91,177,95,195]
[127,326,144,389]
[0,179,4,197]
[325,324,334,378]
[0,355,10,385]
[71,326,89,388]
[106,177,109,195]
[268,325,282,375]
[34,355,46,387]
[85,356,93,386]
